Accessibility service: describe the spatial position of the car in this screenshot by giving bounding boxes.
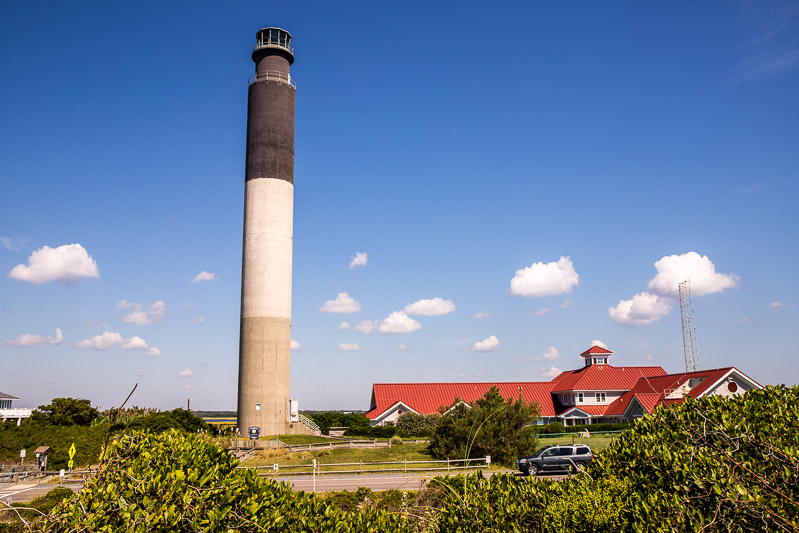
[516,444,593,476]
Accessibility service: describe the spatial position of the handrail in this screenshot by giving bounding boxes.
[298,413,319,432]
[248,70,296,88]
[253,38,294,55]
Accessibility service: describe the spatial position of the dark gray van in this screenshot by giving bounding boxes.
[516,445,593,475]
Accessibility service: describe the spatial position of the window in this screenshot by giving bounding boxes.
[558,448,573,456]
[577,393,584,403]
[595,392,606,403]
[576,447,590,455]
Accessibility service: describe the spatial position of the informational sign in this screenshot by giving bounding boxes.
[20,449,26,458]
[68,443,76,468]
[248,426,260,440]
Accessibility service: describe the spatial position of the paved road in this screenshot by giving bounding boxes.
[0,481,84,504]
[274,470,568,493]
[2,471,569,502]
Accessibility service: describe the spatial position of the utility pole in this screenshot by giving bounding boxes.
[678,281,699,372]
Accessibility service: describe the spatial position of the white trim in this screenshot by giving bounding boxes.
[559,407,593,418]
[370,401,419,426]
[443,400,471,416]
[697,368,762,397]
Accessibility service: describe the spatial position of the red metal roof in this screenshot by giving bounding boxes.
[604,367,736,416]
[551,365,667,393]
[581,345,613,355]
[560,405,609,416]
[365,381,559,419]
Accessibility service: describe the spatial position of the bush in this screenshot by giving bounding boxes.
[30,398,99,427]
[42,430,409,532]
[111,408,209,433]
[343,425,406,439]
[0,422,106,469]
[307,412,371,435]
[390,435,403,446]
[396,412,439,437]
[429,386,540,467]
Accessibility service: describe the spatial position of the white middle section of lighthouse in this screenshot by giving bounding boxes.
[242,177,294,320]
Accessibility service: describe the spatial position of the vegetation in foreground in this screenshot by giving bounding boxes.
[2,386,797,531]
[0,398,212,469]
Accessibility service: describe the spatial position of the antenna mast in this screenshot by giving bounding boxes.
[678,280,699,372]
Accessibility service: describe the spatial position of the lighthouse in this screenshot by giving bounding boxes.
[237,28,296,436]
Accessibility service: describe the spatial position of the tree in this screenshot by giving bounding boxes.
[30,398,100,426]
[429,386,540,467]
[396,412,440,437]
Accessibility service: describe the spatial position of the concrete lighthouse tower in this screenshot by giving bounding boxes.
[237,28,296,436]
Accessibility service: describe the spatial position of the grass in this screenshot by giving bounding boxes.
[536,432,619,453]
[241,442,468,474]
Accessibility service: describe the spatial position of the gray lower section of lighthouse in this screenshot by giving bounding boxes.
[237,28,296,437]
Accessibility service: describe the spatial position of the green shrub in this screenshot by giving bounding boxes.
[396,412,440,437]
[429,386,540,467]
[42,430,408,532]
[30,398,99,427]
[112,408,209,433]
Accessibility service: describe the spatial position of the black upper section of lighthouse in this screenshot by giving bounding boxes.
[245,28,295,184]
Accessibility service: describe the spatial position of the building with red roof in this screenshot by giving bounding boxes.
[364,345,761,427]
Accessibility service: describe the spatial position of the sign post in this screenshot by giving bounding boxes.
[68,443,76,470]
[20,449,26,466]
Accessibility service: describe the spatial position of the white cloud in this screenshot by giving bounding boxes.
[397,344,409,351]
[194,317,205,324]
[591,339,608,349]
[73,331,161,356]
[182,303,191,311]
[560,299,575,309]
[8,243,99,285]
[404,297,456,316]
[353,320,377,333]
[378,311,421,334]
[643,354,655,362]
[770,301,797,311]
[291,339,300,350]
[177,369,193,378]
[473,335,499,352]
[349,252,368,269]
[5,328,63,347]
[116,300,167,326]
[192,271,218,283]
[531,307,550,317]
[531,346,559,361]
[509,256,580,297]
[337,321,351,331]
[646,252,739,297]
[541,366,563,379]
[121,336,149,350]
[739,317,754,324]
[608,292,673,326]
[320,293,362,314]
[473,310,491,319]
[0,234,29,252]
[338,342,360,351]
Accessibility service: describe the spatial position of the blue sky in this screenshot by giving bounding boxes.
[1,1,797,411]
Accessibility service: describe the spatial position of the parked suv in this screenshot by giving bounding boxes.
[516,445,593,476]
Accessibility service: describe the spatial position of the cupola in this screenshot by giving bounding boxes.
[580,345,612,366]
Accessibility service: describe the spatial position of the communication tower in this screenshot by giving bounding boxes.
[678,280,699,372]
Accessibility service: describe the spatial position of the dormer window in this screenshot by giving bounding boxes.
[595,392,606,403]
[577,393,584,403]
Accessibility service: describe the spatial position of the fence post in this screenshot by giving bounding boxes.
[360,459,362,474]
[404,459,407,473]
[447,459,450,472]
